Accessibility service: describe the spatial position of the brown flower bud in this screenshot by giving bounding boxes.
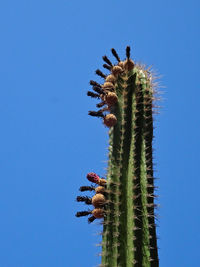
[103,114,117,127]
[112,65,123,76]
[92,193,106,207]
[105,74,116,84]
[95,186,105,194]
[102,82,114,90]
[105,92,118,106]
[124,59,134,71]
[99,178,107,186]
[92,208,104,218]
[118,61,124,68]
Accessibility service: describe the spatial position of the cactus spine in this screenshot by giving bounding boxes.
[76,47,159,267]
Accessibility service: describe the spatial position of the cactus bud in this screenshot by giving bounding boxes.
[124,59,134,71]
[105,74,116,84]
[102,82,114,90]
[92,208,104,218]
[103,114,117,127]
[99,178,107,186]
[92,193,106,207]
[95,186,105,194]
[112,65,123,76]
[105,92,118,106]
[118,61,124,68]
[87,172,100,184]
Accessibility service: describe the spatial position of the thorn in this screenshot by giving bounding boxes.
[147,214,158,219]
[147,193,159,198]
[95,231,103,236]
[113,231,120,238]
[95,242,103,247]
[133,226,141,231]
[113,242,120,248]
[146,203,159,208]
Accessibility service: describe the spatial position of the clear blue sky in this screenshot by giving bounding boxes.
[0,1,199,266]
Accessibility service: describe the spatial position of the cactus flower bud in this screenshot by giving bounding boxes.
[87,172,100,184]
[103,114,117,127]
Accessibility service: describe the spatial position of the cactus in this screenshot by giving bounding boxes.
[76,47,159,267]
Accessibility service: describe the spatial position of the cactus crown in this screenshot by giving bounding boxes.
[76,46,159,267]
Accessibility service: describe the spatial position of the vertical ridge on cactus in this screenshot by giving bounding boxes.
[76,46,159,267]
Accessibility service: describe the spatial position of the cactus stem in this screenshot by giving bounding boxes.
[76,46,159,267]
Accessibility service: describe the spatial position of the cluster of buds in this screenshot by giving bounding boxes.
[87,75,118,128]
[75,173,107,223]
[76,47,135,222]
[87,47,134,128]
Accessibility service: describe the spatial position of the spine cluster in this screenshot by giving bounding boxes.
[76,46,159,267]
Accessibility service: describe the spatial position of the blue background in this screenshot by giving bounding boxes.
[0,0,199,266]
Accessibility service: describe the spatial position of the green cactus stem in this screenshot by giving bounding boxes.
[76,46,159,267]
